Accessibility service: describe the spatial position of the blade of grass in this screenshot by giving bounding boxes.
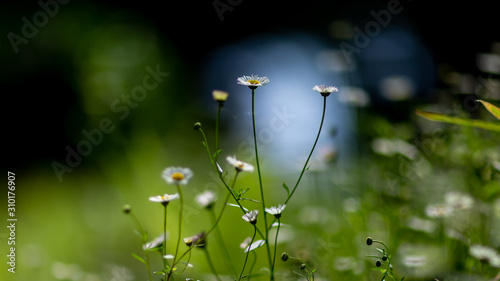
[477,100,500,120]
[415,109,500,132]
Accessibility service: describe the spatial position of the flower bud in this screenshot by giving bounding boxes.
[366,237,373,246]
[193,122,202,130]
[212,90,229,102]
[300,263,307,270]
[281,252,289,262]
[376,260,382,267]
[122,204,131,214]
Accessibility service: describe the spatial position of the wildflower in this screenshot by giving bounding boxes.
[196,191,217,209]
[143,233,167,251]
[226,156,254,173]
[184,232,206,248]
[313,84,339,97]
[237,74,270,89]
[242,210,259,225]
[149,193,180,206]
[122,204,131,214]
[366,237,373,246]
[425,203,453,218]
[265,204,286,219]
[212,90,229,103]
[469,244,500,267]
[162,167,193,186]
[240,237,252,250]
[243,240,266,253]
[444,191,474,210]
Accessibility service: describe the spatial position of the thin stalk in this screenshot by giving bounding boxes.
[248,251,258,281]
[214,102,222,162]
[174,185,184,262]
[163,205,170,274]
[204,248,222,281]
[285,95,327,204]
[271,218,281,272]
[239,225,257,281]
[250,88,273,278]
[210,207,237,275]
[129,212,153,281]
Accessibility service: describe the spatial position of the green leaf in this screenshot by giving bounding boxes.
[415,109,500,132]
[131,253,146,264]
[477,100,500,120]
[282,182,290,197]
[213,149,223,159]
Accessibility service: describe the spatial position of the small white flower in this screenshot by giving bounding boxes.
[444,191,474,210]
[227,156,254,172]
[242,210,259,224]
[244,240,266,253]
[425,203,453,218]
[313,85,339,96]
[237,74,270,88]
[143,233,167,251]
[149,193,180,205]
[469,245,500,267]
[265,204,286,218]
[240,237,252,250]
[162,167,193,186]
[196,191,217,209]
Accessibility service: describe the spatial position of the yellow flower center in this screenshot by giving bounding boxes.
[247,80,261,85]
[171,172,185,181]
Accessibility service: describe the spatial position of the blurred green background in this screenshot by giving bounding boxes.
[1,1,500,280]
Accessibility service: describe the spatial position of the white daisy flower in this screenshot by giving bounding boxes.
[143,233,167,251]
[226,156,254,173]
[469,244,500,267]
[313,85,339,97]
[444,191,474,210]
[196,191,217,209]
[265,204,286,218]
[162,167,193,186]
[237,74,270,88]
[242,210,259,225]
[149,193,180,205]
[425,203,453,218]
[244,240,266,253]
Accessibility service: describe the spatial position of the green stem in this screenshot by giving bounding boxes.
[285,95,327,204]
[248,251,258,281]
[163,205,170,275]
[215,102,222,162]
[173,185,184,263]
[204,248,222,281]
[130,212,153,281]
[239,225,257,281]
[250,88,273,278]
[210,207,237,275]
[271,218,281,272]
